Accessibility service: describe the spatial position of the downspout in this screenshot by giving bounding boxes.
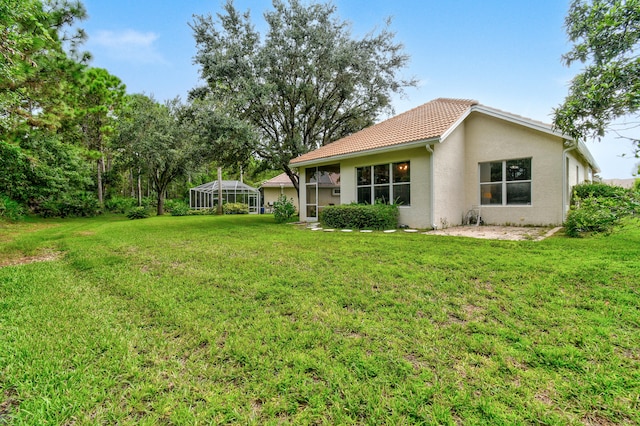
[562,140,577,222]
[425,144,438,230]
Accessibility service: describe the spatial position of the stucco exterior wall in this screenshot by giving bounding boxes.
[340,147,431,228]
[263,187,299,212]
[297,147,432,228]
[432,121,466,227]
[565,149,592,210]
[462,113,566,226]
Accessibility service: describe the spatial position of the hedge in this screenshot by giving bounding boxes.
[319,203,399,230]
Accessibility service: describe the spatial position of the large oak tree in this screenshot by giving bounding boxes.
[191,0,416,192]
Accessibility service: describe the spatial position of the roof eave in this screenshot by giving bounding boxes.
[289,137,441,168]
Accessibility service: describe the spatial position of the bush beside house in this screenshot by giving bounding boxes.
[565,182,639,237]
[320,203,399,230]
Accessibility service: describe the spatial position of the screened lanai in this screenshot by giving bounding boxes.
[189,180,260,213]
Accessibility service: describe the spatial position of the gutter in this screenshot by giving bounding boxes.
[425,144,438,230]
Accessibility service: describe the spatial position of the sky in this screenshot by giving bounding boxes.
[80,0,639,179]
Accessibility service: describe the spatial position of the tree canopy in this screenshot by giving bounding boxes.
[553,0,640,156]
[0,0,89,132]
[114,95,206,215]
[191,0,416,191]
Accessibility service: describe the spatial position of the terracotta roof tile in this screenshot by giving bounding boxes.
[290,98,478,164]
[260,172,295,188]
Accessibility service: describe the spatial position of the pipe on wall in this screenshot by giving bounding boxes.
[425,144,438,230]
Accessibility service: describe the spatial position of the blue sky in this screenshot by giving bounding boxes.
[80,0,638,178]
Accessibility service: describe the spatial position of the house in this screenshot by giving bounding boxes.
[261,172,340,214]
[289,98,599,228]
[260,173,299,212]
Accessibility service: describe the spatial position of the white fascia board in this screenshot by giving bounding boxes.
[289,137,440,168]
[440,108,473,142]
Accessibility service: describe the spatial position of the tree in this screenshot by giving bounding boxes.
[114,95,203,215]
[77,67,126,205]
[0,0,89,132]
[191,0,416,193]
[553,0,640,156]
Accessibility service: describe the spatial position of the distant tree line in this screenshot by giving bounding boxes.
[1,0,415,220]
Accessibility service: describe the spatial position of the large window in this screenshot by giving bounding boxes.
[357,161,410,205]
[480,158,531,205]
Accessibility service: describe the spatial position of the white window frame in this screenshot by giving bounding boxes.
[356,161,410,206]
[479,158,532,206]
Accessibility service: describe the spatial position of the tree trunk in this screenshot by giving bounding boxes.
[97,157,104,205]
[217,166,223,215]
[156,192,164,216]
[283,164,299,196]
[137,168,142,206]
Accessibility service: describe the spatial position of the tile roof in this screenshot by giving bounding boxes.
[260,172,295,188]
[290,98,478,165]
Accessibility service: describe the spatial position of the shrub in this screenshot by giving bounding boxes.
[169,201,190,216]
[273,195,296,223]
[320,203,399,230]
[105,196,138,214]
[0,194,26,221]
[223,203,249,214]
[565,182,639,237]
[126,206,150,220]
[188,208,218,216]
[37,191,101,218]
[572,182,627,200]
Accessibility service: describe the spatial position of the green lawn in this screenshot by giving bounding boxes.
[1,214,639,425]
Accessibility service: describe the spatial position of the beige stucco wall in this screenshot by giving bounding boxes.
[432,121,466,227]
[263,187,299,212]
[462,113,567,226]
[298,147,432,228]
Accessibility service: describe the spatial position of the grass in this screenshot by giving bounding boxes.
[0,214,639,424]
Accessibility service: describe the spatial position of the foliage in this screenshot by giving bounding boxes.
[634,178,640,193]
[320,203,399,229]
[75,67,126,204]
[191,0,416,190]
[222,202,249,214]
[0,135,94,216]
[0,0,90,132]
[0,194,26,221]
[0,140,30,202]
[187,207,218,216]
[1,215,639,424]
[272,194,297,223]
[166,200,190,216]
[553,0,640,154]
[565,182,639,236]
[573,181,629,199]
[36,191,100,218]
[126,206,150,220]
[104,196,138,214]
[114,94,204,216]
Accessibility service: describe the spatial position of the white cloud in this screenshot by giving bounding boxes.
[91,29,167,65]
